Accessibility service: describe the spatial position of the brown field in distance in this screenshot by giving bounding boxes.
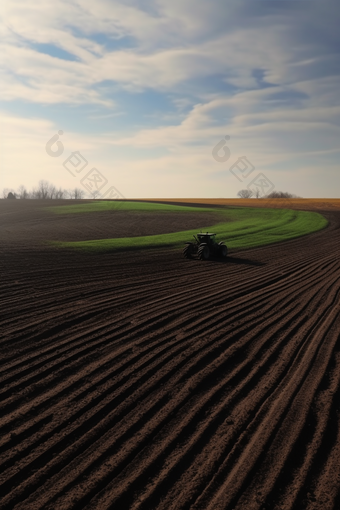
[144,198,340,211]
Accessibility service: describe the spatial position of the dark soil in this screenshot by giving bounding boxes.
[0,200,339,510]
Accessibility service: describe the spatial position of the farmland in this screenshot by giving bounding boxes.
[0,199,340,510]
[48,201,327,252]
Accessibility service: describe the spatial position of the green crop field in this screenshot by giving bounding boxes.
[46,201,206,215]
[48,201,328,252]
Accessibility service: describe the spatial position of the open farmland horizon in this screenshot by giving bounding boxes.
[45,199,328,252]
[2,0,340,505]
[142,198,340,211]
[0,199,329,253]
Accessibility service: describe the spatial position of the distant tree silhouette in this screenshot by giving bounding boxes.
[67,188,85,199]
[237,189,253,198]
[2,181,87,199]
[265,191,300,198]
[17,185,29,199]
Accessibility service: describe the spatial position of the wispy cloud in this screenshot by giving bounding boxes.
[1,0,339,197]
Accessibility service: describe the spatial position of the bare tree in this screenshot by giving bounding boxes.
[30,186,41,199]
[74,188,85,199]
[39,180,52,199]
[31,180,49,199]
[31,180,59,199]
[237,189,253,198]
[4,181,86,199]
[2,189,18,199]
[48,184,57,199]
[2,188,12,199]
[91,190,101,199]
[55,187,66,199]
[17,185,29,199]
[67,187,85,199]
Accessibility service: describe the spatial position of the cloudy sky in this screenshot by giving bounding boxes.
[1,0,340,198]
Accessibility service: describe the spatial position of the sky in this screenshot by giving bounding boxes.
[1,0,340,199]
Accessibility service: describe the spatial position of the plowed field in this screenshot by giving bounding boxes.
[1,200,340,510]
[144,198,340,211]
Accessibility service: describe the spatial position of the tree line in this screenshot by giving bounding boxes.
[237,190,300,198]
[3,180,300,200]
[2,180,86,199]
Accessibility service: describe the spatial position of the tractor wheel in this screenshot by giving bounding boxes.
[219,243,228,258]
[198,245,210,260]
[183,244,193,258]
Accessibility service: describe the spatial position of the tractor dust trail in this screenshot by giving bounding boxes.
[0,202,339,510]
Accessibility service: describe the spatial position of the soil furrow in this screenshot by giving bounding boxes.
[0,202,339,509]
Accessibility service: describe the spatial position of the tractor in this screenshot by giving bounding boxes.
[183,232,228,260]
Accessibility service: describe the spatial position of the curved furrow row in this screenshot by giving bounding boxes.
[1,247,336,385]
[0,249,334,440]
[1,228,332,325]
[0,252,336,432]
[0,235,336,352]
[3,262,340,510]
[262,330,340,509]
[0,209,339,509]
[89,282,340,510]
[198,307,340,510]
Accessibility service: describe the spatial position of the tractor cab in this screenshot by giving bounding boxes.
[197,233,216,245]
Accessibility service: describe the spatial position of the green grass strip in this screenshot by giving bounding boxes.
[46,201,209,214]
[48,202,328,252]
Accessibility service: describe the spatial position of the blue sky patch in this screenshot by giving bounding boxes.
[30,42,78,61]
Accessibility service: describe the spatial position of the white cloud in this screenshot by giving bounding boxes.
[1,0,339,198]
[0,0,295,102]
